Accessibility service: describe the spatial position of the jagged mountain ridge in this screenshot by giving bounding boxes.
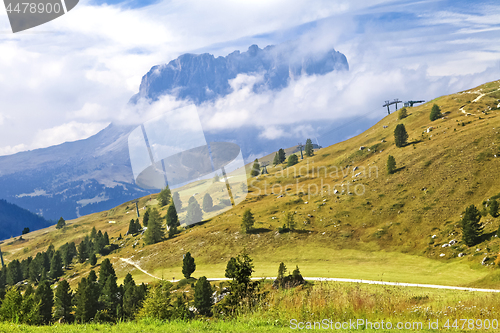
[131,44,348,104]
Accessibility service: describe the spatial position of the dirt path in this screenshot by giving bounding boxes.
[119,257,161,280]
[118,258,500,293]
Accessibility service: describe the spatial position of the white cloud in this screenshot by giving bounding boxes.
[0,0,499,154]
[32,121,110,149]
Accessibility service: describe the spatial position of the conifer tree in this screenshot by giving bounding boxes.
[278,148,286,163]
[172,192,182,211]
[98,259,115,290]
[250,159,260,177]
[394,124,409,147]
[144,208,165,245]
[166,205,179,238]
[461,204,483,246]
[134,219,142,233]
[398,107,408,120]
[158,186,172,207]
[287,154,299,167]
[194,276,213,316]
[182,252,196,279]
[54,280,73,323]
[490,199,499,217]
[142,209,150,227]
[89,253,97,266]
[90,227,97,240]
[128,219,138,235]
[49,251,63,280]
[241,209,255,233]
[6,259,22,286]
[387,155,396,174]
[0,287,22,322]
[185,197,203,225]
[122,273,144,319]
[56,217,66,229]
[305,138,314,157]
[77,241,87,263]
[19,285,41,324]
[430,104,442,121]
[35,280,53,324]
[273,152,280,166]
[202,193,213,212]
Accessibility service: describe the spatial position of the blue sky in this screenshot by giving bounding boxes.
[0,0,499,155]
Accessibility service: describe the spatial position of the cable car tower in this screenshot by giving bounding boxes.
[261,161,269,175]
[382,99,402,114]
[298,143,304,159]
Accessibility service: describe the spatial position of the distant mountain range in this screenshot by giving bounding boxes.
[0,199,52,240]
[0,43,349,227]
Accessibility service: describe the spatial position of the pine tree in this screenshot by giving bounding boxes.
[251,159,260,177]
[430,104,442,121]
[460,204,483,247]
[128,219,138,235]
[166,205,179,238]
[54,280,73,323]
[100,273,119,319]
[6,259,22,286]
[103,232,109,246]
[98,259,115,290]
[182,252,196,279]
[489,200,499,217]
[122,273,144,319]
[185,197,203,225]
[75,276,99,323]
[283,211,296,231]
[158,186,171,207]
[278,148,286,163]
[56,217,66,229]
[134,219,142,233]
[19,285,41,324]
[144,208,165,245]
[142,209,150,227]
[49,251,63,280]
[202,193,213,212]
[241,209,255,233]
[287,154,299,167]
[398,107,408,120]
[394,124,409,147]
[0,287,22,322]
[273,152,280,166]
[194,276,213,316]
[277,262,287,288]
[90,227,97,240]
[171,294,191,320]
[22,227,30,235]
[387,155,396,174]
[224,251,258,308]
[305,138,314,157]
[60,242,77,268]
[77,240,87,264]
[35,280,53,324]
[172,192,182,211]
[89,253,97,266]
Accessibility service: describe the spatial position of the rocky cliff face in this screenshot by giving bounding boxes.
[131,44,348,104]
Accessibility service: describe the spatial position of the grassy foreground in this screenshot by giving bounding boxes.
[2,281,499,332]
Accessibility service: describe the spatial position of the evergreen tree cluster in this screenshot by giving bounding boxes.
[273,262,305,289]
[77,227,110,263]
[0,242,77,293]
[127,218,142,235]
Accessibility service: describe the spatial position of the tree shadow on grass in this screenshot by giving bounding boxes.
[480,230,497,243]
[248,228,272,234]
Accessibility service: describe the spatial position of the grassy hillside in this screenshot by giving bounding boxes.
[3,79,500,290]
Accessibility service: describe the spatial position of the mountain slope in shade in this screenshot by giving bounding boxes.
[0,199,52,240]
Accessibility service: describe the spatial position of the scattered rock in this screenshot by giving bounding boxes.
[458,253,465,257]
[431,235,437,239]
[383,125,388,129]
[333,189,339,194]
[440,253,445,257]
[449,239,457,245]
[277,195,284,198]
[359,146,365,150]
[442,243,450,248]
